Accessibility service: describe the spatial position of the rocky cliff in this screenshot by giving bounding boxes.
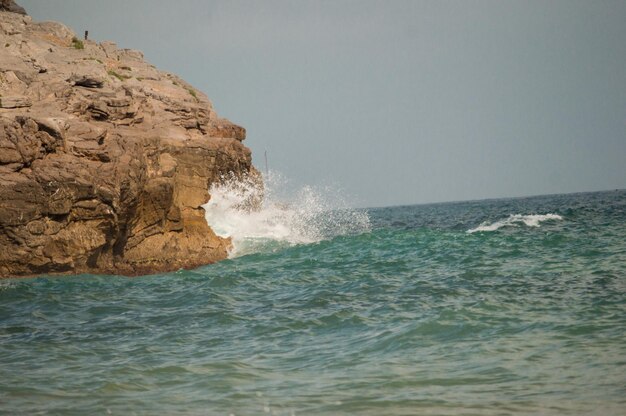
[0,2,255,277]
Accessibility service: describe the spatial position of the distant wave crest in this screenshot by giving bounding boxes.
[467,213,563,233]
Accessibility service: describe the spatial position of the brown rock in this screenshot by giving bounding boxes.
[0,95,31,108]
[67,74,104,88]
[0,7,257,278]
[207,117,247,141]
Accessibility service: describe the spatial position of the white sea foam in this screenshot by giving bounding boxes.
[467,213,563,233]
[202,171,371,257]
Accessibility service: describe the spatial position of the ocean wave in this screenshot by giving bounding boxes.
[0,281,16,291]
[203,172,371,257]
[467,213,563,233]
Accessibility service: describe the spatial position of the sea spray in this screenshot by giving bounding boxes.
[202,171,371,257]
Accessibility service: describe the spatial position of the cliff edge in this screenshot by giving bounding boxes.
[0,2,255,277]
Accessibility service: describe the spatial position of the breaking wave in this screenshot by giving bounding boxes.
[467,213,563,233]
[202,172,371,257]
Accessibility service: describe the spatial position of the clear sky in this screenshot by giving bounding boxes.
[21,0,626,207]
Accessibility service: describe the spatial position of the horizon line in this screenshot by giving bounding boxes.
[361,187,626,210]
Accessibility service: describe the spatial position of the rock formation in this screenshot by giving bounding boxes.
[0,3,256,277]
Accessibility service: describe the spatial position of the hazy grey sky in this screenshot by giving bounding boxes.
[21,0,626,207]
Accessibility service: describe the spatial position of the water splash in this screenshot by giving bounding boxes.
[202,172,371,257]
[467,213,563,233]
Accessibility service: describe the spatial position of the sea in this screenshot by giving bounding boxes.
[1,177,624,415]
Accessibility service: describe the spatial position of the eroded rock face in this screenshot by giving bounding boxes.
[0,6,256,277]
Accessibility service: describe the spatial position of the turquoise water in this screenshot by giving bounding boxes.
[1,190,625,415]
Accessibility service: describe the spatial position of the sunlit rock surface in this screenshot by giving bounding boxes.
[0,2,255,277]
